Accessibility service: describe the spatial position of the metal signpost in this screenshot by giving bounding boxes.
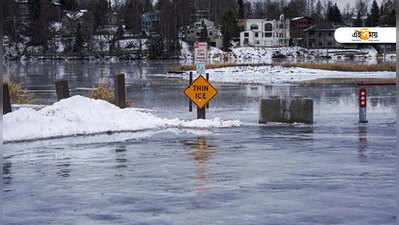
[187,41,214,119]
[184,75,217,119]
[359,88,368,123]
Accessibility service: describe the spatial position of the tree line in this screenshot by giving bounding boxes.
[1,0,396,57]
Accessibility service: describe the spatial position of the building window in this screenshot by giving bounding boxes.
[328,41,332,46]
[244,32,249,37]
[279,24,283,29]
[264,23,272,31]
[250,24,259,30]
[264,32,272,37]
[255,32,259,38]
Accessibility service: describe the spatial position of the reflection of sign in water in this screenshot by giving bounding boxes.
[189,138,216,194]
[196,63,206,76]
[190,138,216,164]
[184,75,217,109]
[358,126,368,158]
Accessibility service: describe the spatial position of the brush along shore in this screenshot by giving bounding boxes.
[170,62,395,73]
[297,78,396,85]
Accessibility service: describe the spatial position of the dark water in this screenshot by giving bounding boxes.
[3,61,396,225]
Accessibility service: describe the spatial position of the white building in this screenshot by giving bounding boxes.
[240,15,290,47]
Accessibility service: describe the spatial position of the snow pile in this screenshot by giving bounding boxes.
[51,22,62,32]
[227,46,389,63]
[117,39,148,50]
[180,41,192,59]
[4,96,240,142]
[168,65,395,84]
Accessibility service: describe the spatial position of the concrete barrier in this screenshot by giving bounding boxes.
[259,97,287,123]
[259,96,313,124]
[289,97,313,124]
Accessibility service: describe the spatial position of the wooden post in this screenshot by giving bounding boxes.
[55,80,70,101]
[197,106,206,119]
[206,73,209,109]
[114,73,126,108]
[3,83,11,114]
[189,72,193,112]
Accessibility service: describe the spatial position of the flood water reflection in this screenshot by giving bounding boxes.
[3,61,396,225]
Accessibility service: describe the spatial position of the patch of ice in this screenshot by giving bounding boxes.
[166,65,395,84]
[4,96,240,142]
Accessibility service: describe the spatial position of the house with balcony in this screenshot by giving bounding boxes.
[239,15,290,47]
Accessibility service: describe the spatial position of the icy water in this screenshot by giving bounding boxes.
[3,61,396,225]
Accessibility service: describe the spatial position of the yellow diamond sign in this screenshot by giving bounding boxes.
[184,75,217,109]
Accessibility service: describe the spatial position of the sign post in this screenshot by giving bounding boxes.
[191,41,209,118]
[359,88,368,123]
[184,75,217,119]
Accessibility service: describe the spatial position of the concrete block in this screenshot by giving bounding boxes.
[259,98,287,123]
[290,97,313,124]
[259,97,313,124]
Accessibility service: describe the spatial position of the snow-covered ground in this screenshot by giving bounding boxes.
[167,65,395,84]
[178,43,395,64]
[4,96,240,142]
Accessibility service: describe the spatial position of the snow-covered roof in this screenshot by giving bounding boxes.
[351,16,368,20]
[52,0,63,6]
[291,17,304,21]
[66,10,88,20]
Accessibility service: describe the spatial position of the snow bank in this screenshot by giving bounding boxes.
[4,96,240,142]
[167,65,395,84]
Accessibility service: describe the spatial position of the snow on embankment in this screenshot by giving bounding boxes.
[168,66,395,84]
[4,96,240,142]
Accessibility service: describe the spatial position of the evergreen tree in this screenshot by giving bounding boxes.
[333,4,343,24]
[73,23,84,54]
[368,0,380,26]
[326,1,335,22]
[353,10,363,26]
[388,9,395,26]
[312,0,323,21]
[327,2,342,24]
[88,0,109,30]
[60,0,78,11]
[123,0,143,32]
[198,21,209,42]
[144,0,153,12]
[244,2,253,19]
[221,10,239,51]
[237,0,244,19]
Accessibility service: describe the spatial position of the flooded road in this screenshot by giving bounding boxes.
[3,61,396,225]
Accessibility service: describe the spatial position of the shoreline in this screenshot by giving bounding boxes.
[170,62,396,73]
[297,78,396,85]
